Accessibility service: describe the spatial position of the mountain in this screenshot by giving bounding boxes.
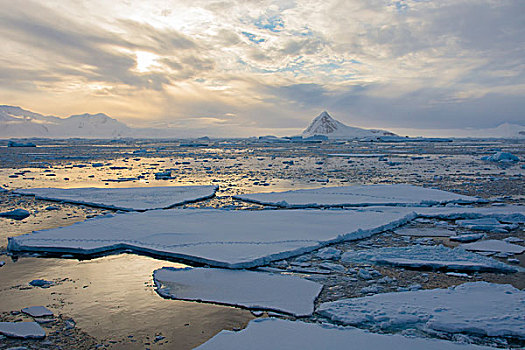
[0,105,133,138]
[302,111,397,139]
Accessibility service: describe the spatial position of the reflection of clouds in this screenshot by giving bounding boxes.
[0,0,524,134]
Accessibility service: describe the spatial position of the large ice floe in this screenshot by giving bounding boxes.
[13,185,218,211]
[153,267,322,316]
[460,239,525,255]
[340,245,520,272]
[317,282,525,339]
[8,208,413,268]
[196,318,494,350]
[234,184,483,208]
[0,322,46,339]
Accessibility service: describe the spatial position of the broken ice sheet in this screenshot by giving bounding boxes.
[340,245,519,272]
[318,282,525,339]
[8,208,413,268]
[153,267,322,316]
[14,185,218,211]
[394,227,455,237]
[196,318,494,350]
[234,184,483,208]
[0,322,46,339]
[461,239,525,255]
[21,306,53,317]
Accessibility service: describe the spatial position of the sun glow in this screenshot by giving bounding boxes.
[135,51,160,73]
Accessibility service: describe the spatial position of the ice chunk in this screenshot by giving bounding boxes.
[461,239,525,254]
[394,227,455,237]
[314,247,342,260]
[456,218,517,232]
[481,152,519,162]
[154,267,322,316]
[14,185,218,211]
[8,208,414,268]
[0,209,30,220]
[0,322,46,339]
[21,306,53,318]
[340,245,518,272]
[318,282,525,339]
[29,279,53,288]
[415,206,525,222]
[196,318,494,350]
[449,233,485,243]
[234,184,482,208]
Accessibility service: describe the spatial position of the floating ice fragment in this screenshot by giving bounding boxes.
[196,318,495,350]
[0,322,46,339]
[456,218,517,233]
[0,209,30,220]
[394,227,455,237]
[314,247,342,260]
[234,184,482,208]
[14,185,218,211]
[318,282,525,339]
[9,209,413,268]
[21,306,53,318]
[460,239,525,254]
[449,233,485,243]
[29,279,53,288]
[481,152,519,163]
[340,245,519,272]
[153,267,322,316]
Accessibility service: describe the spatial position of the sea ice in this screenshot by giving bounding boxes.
[153,267,322,316]
[196,318,494,350]
[21,306,53,318]
[0,209,30,220]
[481,152,520,163]
[460,239,525,254]
[394,227,455,237]
[8,208,413,268]
[455,218,517,233]
[0,322,46,339]
[318,282,525,338]
[234,184,482,208]
[14,185,218,211]
[449,233,485,243]
[314,247,342,260]
[340,245,519,272]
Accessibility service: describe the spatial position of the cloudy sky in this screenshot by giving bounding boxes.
[1,0,524,136]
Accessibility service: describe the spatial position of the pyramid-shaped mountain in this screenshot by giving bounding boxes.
[302,111,397,139]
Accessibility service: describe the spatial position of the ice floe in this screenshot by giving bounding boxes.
[461,239,525,255]
[449,233,485,243]
[234,184,482,208]
[0,322,46,339]
[14,185,218,211]
[153,267,322,316]
[196,318,494,350]
[456,218,518,233]
[21,306,53,318]
[481,152,520,163]
[0,209,30,220]
[318,282,525,339]
[8,208,413,268]
[340,245,519,272]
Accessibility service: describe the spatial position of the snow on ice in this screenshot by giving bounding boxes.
[0,322,46,339]
[234,184,483,208]
[318,282,525,339]
[14,185,218,211]
[340,245,519,272]
[153,267,322,316]
[8,208,413,268]
[196,318,494,350]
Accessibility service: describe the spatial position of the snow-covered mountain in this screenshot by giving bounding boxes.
[302,111,397,139]
[0,105,133,138]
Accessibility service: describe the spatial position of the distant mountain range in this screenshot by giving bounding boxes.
[1,105,523,139]
[302,111,397,139]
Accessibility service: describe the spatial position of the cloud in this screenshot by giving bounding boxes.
[0,0,523,136]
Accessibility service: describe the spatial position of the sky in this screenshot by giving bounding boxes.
[1,0,524,137]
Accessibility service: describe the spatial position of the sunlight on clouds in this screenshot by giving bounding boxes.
[134,51,161,73]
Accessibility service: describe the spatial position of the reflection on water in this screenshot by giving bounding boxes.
[0,254,253,349]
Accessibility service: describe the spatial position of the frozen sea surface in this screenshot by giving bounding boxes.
[8,208,414,268]
[234,184,483,208]
[196,318,494,350]
[14,185,218,211]
[154,267,322,316]
[318,282,525,339]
